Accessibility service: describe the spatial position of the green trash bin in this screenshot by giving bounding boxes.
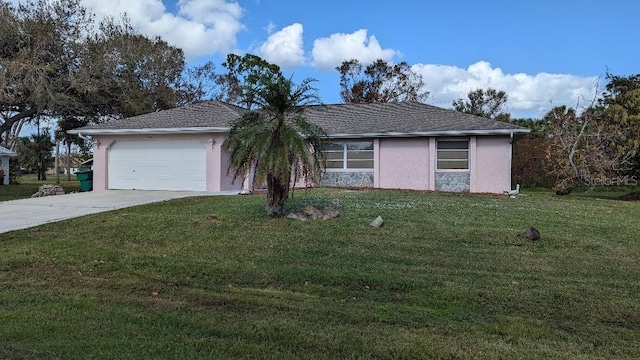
[76,170,93,192]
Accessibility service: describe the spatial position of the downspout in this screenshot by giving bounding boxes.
[509,132,514,192]
[77,132,100,149]
[77,132,91,142]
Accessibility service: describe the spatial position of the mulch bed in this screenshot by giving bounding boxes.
[618,192,640,201]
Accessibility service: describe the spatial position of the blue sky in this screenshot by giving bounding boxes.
[12,0,640,118]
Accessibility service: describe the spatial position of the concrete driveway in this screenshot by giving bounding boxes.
[0,190,236,234]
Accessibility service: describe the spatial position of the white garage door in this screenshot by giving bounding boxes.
[108,140,206,191]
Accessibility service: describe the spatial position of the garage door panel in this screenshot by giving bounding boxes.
[108,140,206,191]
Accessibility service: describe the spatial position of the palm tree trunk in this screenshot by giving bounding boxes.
[266,174,290,217]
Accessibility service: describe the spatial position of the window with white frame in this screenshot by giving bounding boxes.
[323,142,374,169]
[437,139,469,170]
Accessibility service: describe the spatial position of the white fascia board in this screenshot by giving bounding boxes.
[324,128,531,139]
[67,127,230,136]
[68,127,531,138]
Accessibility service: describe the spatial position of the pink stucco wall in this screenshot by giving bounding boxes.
[219,144,243,191]
[376,135,511,194]
[471,136,512,194]
[90,133,513,194]
[377,137,431,190]
[91,133,239,192]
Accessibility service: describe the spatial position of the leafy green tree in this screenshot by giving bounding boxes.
[336,59,428,103]
[0,0,195,147]
[89,18,194,118]
[0,0,93,144]
[510,117,548,132]
[453,88,510,121]
[223,57,325,216]
[511,117,554,187]
[55,117,89,180]
[18,129,55,180]
[216,54,282,109]
[600,73,640,174]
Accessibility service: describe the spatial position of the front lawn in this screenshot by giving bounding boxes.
[0,173,81,202]
[1,188,639,359]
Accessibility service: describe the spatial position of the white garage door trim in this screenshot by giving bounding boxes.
[108,140,206,191]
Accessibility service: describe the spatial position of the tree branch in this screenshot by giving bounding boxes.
[0,106,39,135]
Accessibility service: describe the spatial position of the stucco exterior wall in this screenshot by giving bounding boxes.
[91,133,237,192]
[377,137,430,190]
[219,143,241,191]
[90,133,513,195]
[472,136,512,194]
[91,137,108,191]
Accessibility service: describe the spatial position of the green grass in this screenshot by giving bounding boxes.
[0,174,81,201]
[1,188,639,359]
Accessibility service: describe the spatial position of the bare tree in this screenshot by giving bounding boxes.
[453,88,510,121]
[543,78,637,194]
[336,59,428,103]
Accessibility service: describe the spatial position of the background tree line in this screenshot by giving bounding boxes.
[446,75,640,194]
[511,73,640,194]
[2,0,637,195]
[1,0,198,178]
[333,58,640,194]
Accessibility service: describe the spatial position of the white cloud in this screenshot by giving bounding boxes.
[256,23,306,69]
[264,21,276,35]
[412,61,599,117]
[79,0,244,59]
[311,29,398,70]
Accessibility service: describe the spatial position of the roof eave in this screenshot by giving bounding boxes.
[68,127,530,138]
[0,146,17,156]
[68,127,230,136]
[325,128,531,139]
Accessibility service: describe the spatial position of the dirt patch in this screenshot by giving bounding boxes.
[618,192,640,201]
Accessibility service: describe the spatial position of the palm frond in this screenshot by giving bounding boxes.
[222,63,325,215]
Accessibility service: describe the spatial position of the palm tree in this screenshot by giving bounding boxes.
[56,116,89,180]
[224,75,325,217]
[18,129,55,180]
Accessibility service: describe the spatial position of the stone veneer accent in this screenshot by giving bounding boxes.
[320,171,374,187]
[435,172,470,192]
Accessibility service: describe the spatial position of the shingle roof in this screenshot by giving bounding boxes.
[75,101,248,131]
[304,102,526,136]
[72,100,529,137]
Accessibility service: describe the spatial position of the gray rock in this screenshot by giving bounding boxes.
[287,200,340,221]
[370,215,384,228]
[32,184,65,197]
[320,204,340,220]
[286,211,308,221]
[519,227,540,241]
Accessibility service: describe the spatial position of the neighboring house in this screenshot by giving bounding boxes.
[0,146,18,185]
[0,145,17,185]
[57,157,94,175]
[79,158,94,172]
[69,101,529,194]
